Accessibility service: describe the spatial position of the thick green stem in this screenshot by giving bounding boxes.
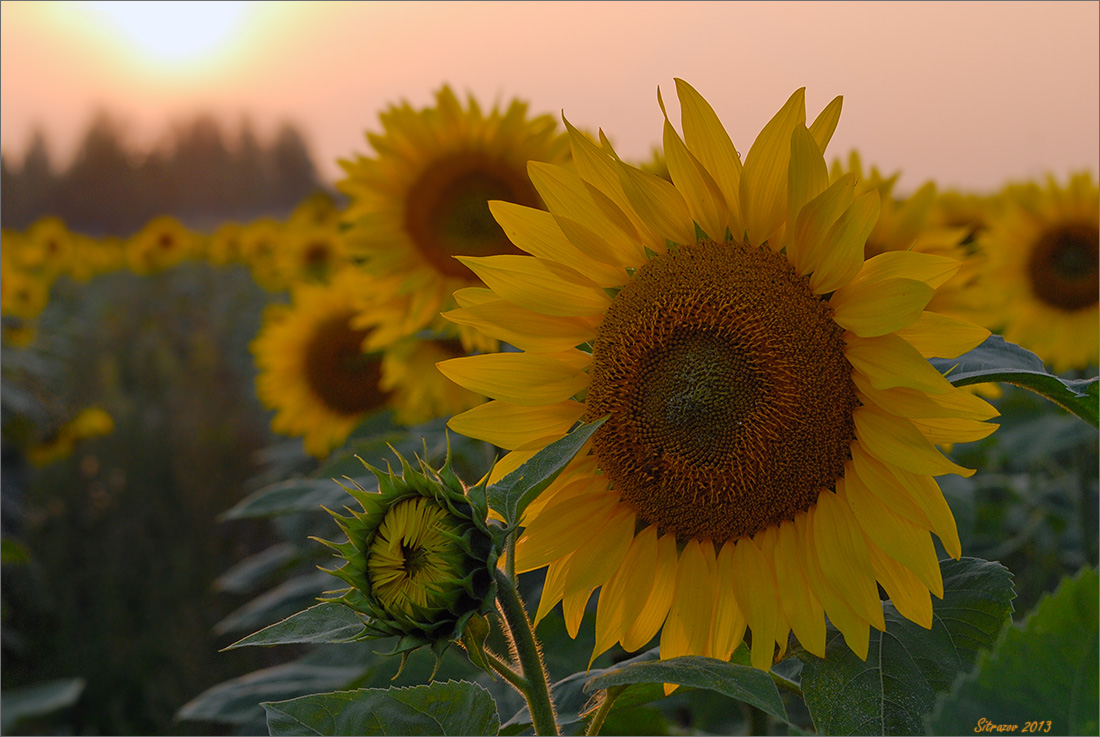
[494,568,559,736]
[585,684,626,736]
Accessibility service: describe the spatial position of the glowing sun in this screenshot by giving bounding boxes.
[84,1,251,67]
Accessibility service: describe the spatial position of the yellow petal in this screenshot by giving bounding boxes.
[452,286,495,308]
[831,278,934,337]
[844,468,943,597]
[458,254,611,317]
[711,542,748,661]
[855,405,976,478]
[592,525,656,664]
[849,251,961,290]
[883,463,962,560]
[516,489,620,572]
[447,399,585,450]
[562,506,635,638]
[443,300,599,354]
[661,539,715,660]
[790,174,856,278]
[784,125,830,260]
[658,87,728,240]
[437,352,589,405]
[489,200,628,285]
[866,538,934,629]
[616,159,696,246]
[808,95,843,152]
[741,88,807,247]
[773,519,826,657]
[812,488,886,632]
[534,553,571,625]
[845,332,956,395]
[622,530,678,652]
[896,311,992,359]
[729,537,780,671]
[852,371,999,421]
[808,189,880,294]
[911,416,998,444]
[675,78,743,235]
[796,510,871,660]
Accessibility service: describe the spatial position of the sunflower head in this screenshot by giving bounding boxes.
[440,79,998,672]
[337,85,570,348]
[315,447,500,666]
[975,172,1099,371]
[127,216,200,275]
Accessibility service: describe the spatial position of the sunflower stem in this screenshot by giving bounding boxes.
[505,529,517,581]
[494,568,559,736]
[584,684,626,736]
[482,646,529,692]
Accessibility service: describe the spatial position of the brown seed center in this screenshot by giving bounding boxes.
[1027,221,1099,312]
[587,240,859,542]
[403,152,539,280]
[303,312,388,416]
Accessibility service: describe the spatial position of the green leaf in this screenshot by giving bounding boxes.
[584,655,788,723]
[263,681,500,736]
[485,417,607,528]
[215,570,332,636]
[1,537,31,564]
[223,602,367,650]
[220,478,357,520]
[800,557,1015,735]
[214,542,299,595]
[931,336,1099,427]
[0,678,85,732]
[927,566,1099,736]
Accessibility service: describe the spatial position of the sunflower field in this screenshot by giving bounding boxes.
[1,81,1097,737]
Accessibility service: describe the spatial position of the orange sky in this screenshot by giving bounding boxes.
[2,0,1098,193]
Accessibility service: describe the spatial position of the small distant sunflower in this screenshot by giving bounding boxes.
[206,222,247,267]
[21,217,74,278]
[127,216,200,275]
[338,85,569,351]
[275,223,350,285]
[251,267,392,456]
[439,81,997,671]
[239,218,287,292]
[975,172,1099,371]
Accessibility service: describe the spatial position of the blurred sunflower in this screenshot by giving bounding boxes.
[251,267,391,457]
[239,218,287,292]
[338,85,569,351]
[206,222,247,267]
[974,172,1099,372]
[20,217,74,279]
[275,222,350,285]
[379,335,484,427]
[438,81,998,672]
[127,216,201,275]
[830,152,982,322]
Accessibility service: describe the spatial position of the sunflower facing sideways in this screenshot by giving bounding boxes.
[338,85,570,352]
[974,172,1099,372]
[437,80,999,673]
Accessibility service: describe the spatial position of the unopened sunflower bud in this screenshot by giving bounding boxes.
[314,446,500,672]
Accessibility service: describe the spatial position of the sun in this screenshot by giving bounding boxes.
[82,1,251,68]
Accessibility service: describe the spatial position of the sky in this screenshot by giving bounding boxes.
[2,0,1098,194]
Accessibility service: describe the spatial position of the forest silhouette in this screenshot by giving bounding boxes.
[1,112,327,235]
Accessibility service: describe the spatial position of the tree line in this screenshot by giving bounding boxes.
[1,111,328,236]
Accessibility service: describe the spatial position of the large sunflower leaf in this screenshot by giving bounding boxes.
[927,566,1098,736]
[0,678,85,734]
[930,335,1099,428]
[262,681,500,736]
[485,416,606,529]
[800,557,1015,735]
[223,602,367,650]
[220,478,355,520]
[584,655,788,722]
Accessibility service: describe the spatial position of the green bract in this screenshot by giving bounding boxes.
[314,447,501,671]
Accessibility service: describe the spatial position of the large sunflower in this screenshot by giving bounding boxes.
[438,81,998,671]
[973,172,1099,372]
[338,85,570,352]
